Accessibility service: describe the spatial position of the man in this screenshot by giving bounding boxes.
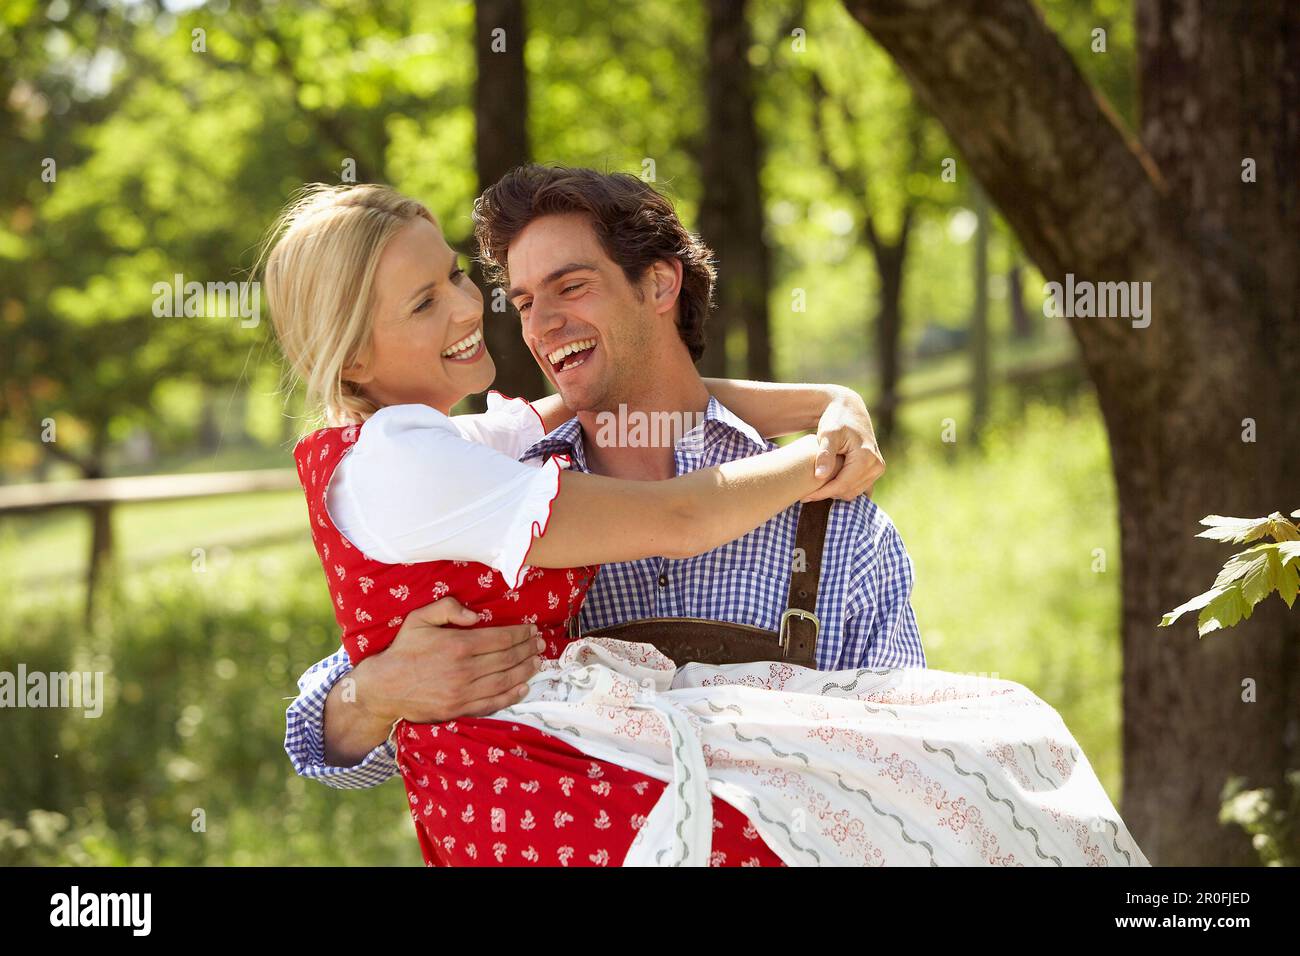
[284,165,925,788]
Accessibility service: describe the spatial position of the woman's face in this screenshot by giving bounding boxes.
[345,215,493,414]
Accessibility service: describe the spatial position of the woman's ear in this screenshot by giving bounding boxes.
[341,348,375,385]
[648,258,684,315]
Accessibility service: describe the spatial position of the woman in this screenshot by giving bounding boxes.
[264,183,1148,866]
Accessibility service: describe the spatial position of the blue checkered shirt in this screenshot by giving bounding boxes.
[283,397,925,789]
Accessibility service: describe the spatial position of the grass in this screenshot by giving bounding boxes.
[0,392,1122,864]
[874,394,1121,796]
[0,551,421,866]
[0,490,310,594]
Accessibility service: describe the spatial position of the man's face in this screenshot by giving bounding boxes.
[506,213,660,412]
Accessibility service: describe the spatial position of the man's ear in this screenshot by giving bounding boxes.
[647,258,684,316]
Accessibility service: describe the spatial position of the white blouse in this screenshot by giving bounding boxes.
[326,392,565,590]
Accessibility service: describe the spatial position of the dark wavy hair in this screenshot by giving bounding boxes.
[472,165,715,362]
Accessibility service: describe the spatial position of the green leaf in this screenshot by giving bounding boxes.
[1164,512,1300,634]
[1278,541,1300,567]
[1277,554,1299,609]
[1197,513,1300,544]
[1240,548,1280,608]
[1269,515,1300,541]
[1197,515,1270,543]
[1160,587,1226,627]
[1212,543,1273,589]
[1197,587,1254,636]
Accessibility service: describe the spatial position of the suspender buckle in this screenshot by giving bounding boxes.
[779,608,819,657]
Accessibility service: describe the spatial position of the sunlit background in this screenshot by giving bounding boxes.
[1,0,1137,864]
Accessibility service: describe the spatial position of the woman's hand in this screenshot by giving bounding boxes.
[699,378,885,502]
[805,387,885,502]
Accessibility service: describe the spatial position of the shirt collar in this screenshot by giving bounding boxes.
[696,394,767,451]
[520,395,768,468]
[521,414,589,468]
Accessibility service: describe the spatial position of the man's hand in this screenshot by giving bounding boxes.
[806,386,886,501]
[322,597,544,766]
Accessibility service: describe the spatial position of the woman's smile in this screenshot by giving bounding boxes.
[441,327,487,364]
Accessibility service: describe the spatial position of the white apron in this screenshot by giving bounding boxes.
[498,638,1149,867]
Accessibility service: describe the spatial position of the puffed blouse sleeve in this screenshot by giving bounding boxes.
[446,390,548,460]
[325,403,566,590]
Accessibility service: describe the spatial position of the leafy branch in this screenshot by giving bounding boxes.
[1159,511,1300,636]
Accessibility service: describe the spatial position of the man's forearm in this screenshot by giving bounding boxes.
[321,663,397,766]
[704,378,850,438]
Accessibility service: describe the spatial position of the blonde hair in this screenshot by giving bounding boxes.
[258,183,438,427]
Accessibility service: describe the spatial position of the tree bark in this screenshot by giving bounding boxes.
[85,500,113,622]
[697,0,773,380]
[473,0,548,405]
[864,213,912,445]
[82,454,112,624]
[871,238,905,444]
[1008,262,1033,340]
[969,184,990,442]
[841,0,1300,865]
[198,389,221,454]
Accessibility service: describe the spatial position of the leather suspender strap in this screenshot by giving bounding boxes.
[582,499,834,668]
[788,499,833,612]
[779,498,832,665]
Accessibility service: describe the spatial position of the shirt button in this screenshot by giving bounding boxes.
[658,573,669,588]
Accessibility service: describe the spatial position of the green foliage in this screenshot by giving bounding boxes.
[873,395,1123,798]
[1159,511,1300,636]
[0,552,420,866]
[1196,512,1300,545]
[1,0,1141,478]
[1156,508,1300,867]
[528,0,705,200]
[1037,0,1138,129]
[1219,772,1300,867]
[0,490,307,588]
[1,0,477,476]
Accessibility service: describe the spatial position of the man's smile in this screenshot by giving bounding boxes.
[545,337,597,374]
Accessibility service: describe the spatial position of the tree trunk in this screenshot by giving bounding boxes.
[697,0,772,380]
[197,389,221,454]
[85,502,113,619]
[1008,262,1033,340]
[870,234,906,445]
[83,456,112,624]
[473,0,547,405]
[807,71,922,446]
[841,0,1300,865]
[969,185,990,442]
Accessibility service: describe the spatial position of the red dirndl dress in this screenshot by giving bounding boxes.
[295,421,786,867]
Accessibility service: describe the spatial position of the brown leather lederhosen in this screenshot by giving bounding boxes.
[576,499,832,667]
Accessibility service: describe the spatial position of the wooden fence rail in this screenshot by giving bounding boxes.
[0,468,301,620]
[872,355,1080,413]
[0,468,300,514]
